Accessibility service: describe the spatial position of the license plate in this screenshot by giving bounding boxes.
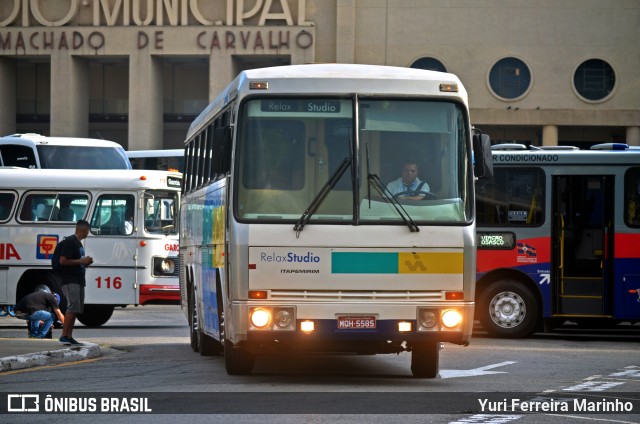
[337,315,376,329]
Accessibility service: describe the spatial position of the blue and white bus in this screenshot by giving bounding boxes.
[180,64,492,377]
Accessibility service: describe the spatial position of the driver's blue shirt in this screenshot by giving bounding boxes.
[386,177,430,196]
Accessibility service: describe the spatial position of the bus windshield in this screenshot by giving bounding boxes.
[36,145,131,169]
[236,97,470,225]
[144,190,179,235]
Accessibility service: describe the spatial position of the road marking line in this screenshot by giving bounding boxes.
[441,361,517,379]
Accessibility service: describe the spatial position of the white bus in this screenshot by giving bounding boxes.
[180,64,492,377]
[127,149,184,173]
[0,168,182,326]
[0,133,131,169]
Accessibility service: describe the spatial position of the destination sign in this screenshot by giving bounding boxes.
[260,100,342,113]
[167,176,182,188]
[477,232,516,250]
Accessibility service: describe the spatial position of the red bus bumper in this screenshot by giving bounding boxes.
[139,284,180,305]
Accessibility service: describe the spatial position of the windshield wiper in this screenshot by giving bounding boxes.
[364,142,418,232]
[293,157,351,236]
[367,173,420,232]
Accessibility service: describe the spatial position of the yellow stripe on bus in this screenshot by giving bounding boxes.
[397,252,463,274]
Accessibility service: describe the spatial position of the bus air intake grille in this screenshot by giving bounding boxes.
[268,290,443,302]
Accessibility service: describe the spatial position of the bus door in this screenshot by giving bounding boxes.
[85,193,139,305]
[552,175,614,317]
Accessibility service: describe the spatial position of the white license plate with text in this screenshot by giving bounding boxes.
[337,315,376,329]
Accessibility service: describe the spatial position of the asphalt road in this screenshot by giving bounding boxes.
[1,305,639,424]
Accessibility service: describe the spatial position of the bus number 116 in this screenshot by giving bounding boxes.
[96,276,122,289]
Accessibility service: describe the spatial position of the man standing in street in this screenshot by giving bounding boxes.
[58,220,94,345]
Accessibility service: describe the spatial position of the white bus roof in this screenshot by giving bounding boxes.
[188,63,467,140]
[0,168,182,190]
[126,149,184,158]
[1,133,124,148]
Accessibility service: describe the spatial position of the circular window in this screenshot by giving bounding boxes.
[410,57,447,73]
[488,57,532,100]
[573,59,616,102]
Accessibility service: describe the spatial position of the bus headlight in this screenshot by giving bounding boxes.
[441,309,463,329]
[274,309,293,329]
[153,258,175,275]
[249,307,295,331]
[250,308,272,329]
[418,309,438,329]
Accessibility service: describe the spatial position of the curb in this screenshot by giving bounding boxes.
[0,342,101,372]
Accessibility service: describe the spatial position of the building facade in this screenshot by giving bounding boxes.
[1,0,638,149]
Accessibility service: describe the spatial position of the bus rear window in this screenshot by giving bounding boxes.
[37,145,131,169]
[130,156,184,173]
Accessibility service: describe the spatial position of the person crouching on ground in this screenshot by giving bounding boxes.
[14,290,65,339]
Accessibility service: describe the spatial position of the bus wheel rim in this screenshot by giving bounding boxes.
[490,291,525,328]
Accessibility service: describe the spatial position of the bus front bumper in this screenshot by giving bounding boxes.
[228,302,474,353]
[139,284,180,305]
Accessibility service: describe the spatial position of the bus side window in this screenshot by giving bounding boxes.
[91,194,135,235]
[624,168,640,226]
[475,168,544,227]
[20,193,57,222]
[56,194,89,222]
[0,192,16,221]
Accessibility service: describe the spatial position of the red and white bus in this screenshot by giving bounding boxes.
[475,143,640,337]
[0,168,181,326]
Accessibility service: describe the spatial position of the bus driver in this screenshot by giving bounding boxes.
[386,161,431,200]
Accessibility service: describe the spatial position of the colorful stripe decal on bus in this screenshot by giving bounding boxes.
[476,236,551,273]
[615,233,640,258]
[331,252,463,274]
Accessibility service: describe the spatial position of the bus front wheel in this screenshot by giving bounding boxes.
[224,340,254,375]
[478,280,538,338]
[410,342,440,378]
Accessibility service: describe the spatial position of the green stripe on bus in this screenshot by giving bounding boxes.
[331,252,398,274]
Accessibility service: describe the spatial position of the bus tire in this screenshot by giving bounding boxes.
[77,305,114,327]
[224,340,254,375]
[189,285,199,352]
[410,342,440,378]
[478,280,538,338]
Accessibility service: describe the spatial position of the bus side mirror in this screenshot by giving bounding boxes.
[212,126,232,174]
[473,132,493,180]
